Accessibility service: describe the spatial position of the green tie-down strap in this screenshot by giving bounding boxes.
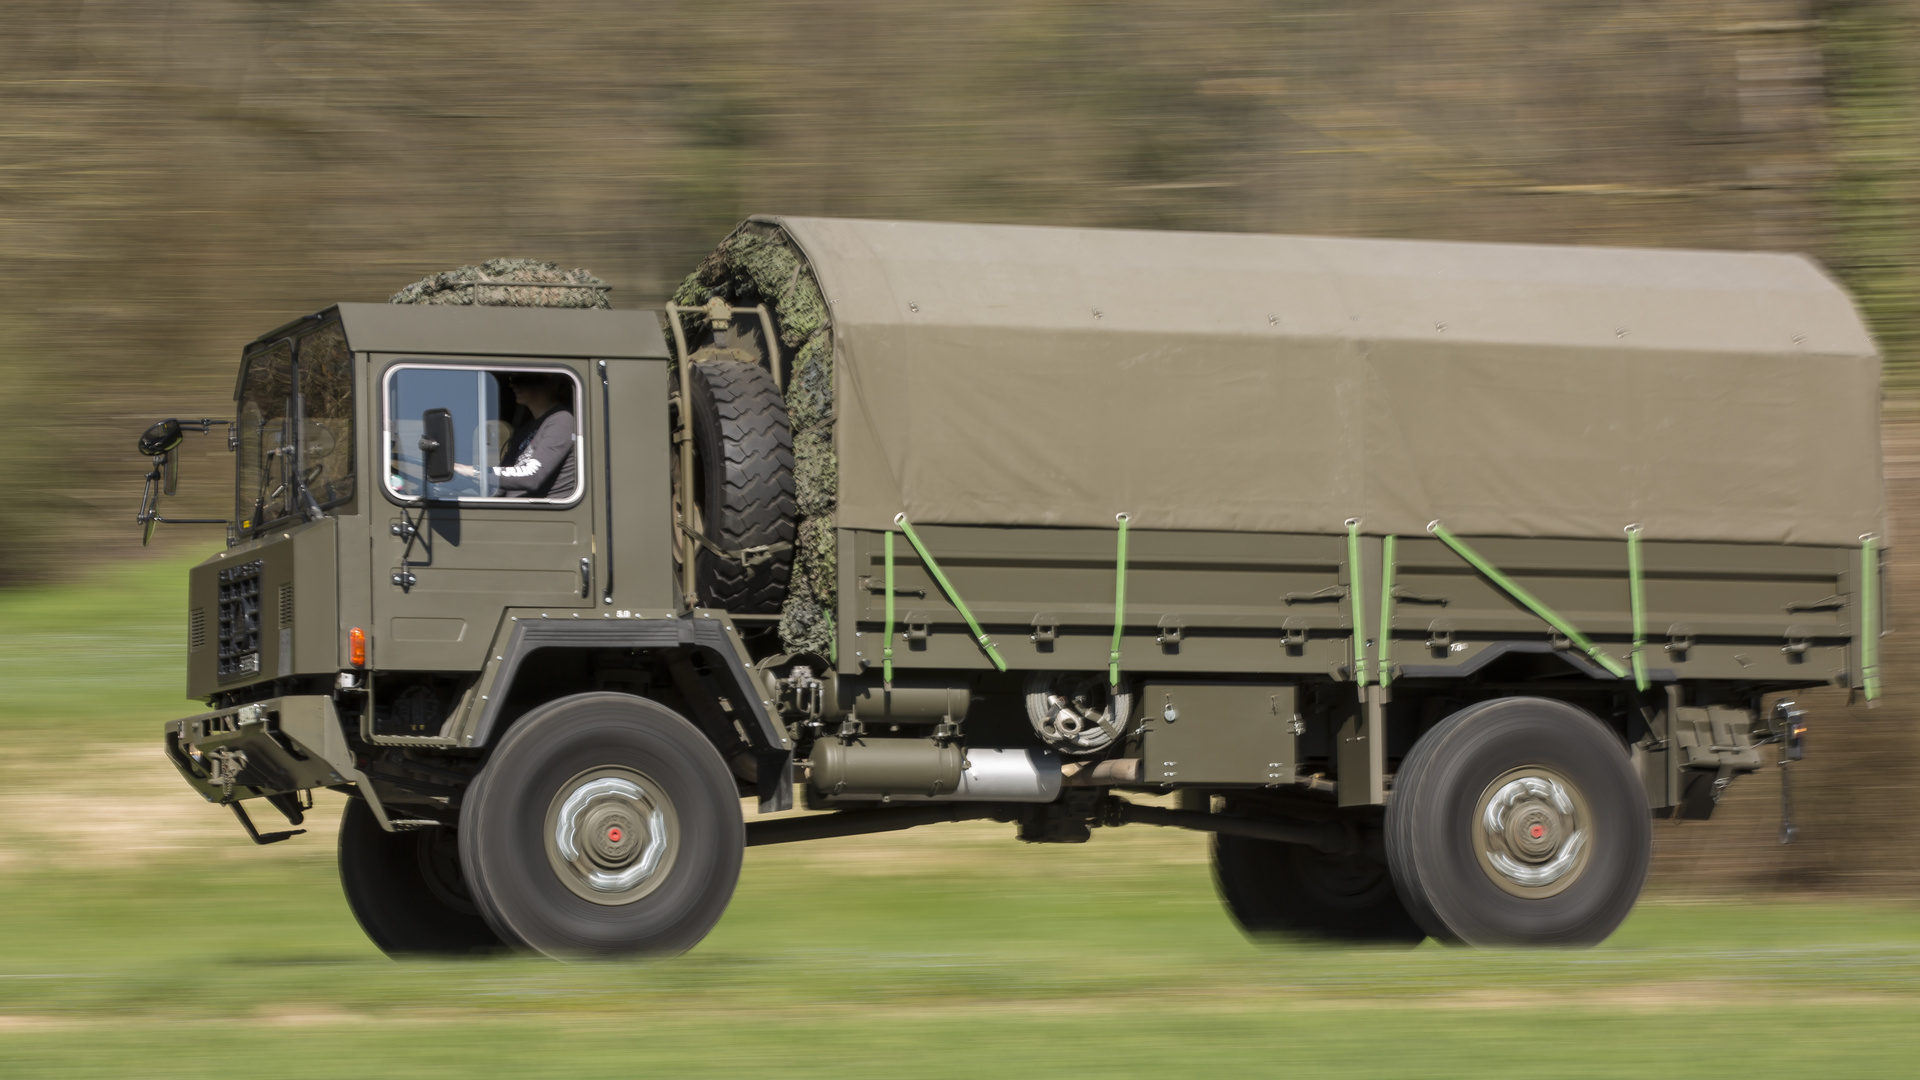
[1110,512,1131,689]
[1625,524,1648,692]
[1378,533,1397,686]
[1427,521,1630,680]
[882,529,896,688]
[1346,519,1368,687]
[1861,533,1882,701]
[893,514,1008,673]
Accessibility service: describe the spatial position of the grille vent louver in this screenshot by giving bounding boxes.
[188,608,207,652]
[217,559,263,678]
[278,583,295,630]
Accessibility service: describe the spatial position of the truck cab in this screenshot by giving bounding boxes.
[164,302,789,841]
[190,305,668,697]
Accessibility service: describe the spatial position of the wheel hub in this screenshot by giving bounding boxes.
[1473,767,1590,898]
[1047,692,1100,738]
[545,767,679,905]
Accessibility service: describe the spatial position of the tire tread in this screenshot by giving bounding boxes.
[687,361,794,613]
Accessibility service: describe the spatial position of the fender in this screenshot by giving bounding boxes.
[457,610,793,811]
[1396,640,1675,683]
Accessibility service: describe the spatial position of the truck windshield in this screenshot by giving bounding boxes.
[235,320,355,535]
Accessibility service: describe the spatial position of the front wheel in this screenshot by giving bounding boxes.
[337,798,502,957]
[459,693,744,958]
[1385,697,1651,947]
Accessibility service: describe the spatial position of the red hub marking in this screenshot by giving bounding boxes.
[1529,824,1546,839]
[608,827,623,843]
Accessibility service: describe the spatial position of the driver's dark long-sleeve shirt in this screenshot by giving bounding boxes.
[494,406,575,498]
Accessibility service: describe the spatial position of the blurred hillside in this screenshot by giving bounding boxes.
[1,0,1916,581]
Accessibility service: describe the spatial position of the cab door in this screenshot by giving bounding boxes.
[370,356,597,673]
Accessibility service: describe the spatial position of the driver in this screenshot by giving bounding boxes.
[455,371,575,498]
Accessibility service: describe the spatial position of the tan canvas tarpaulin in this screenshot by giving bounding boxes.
[770,216,1885,547]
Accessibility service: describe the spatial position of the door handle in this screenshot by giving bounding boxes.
[580,558,592,599]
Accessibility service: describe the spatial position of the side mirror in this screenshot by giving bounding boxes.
[420,408,456,484]
[133,416,234,545]
[139,418,183,457]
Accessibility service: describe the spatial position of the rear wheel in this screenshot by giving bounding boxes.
[1385,697,1651,947]
[1213,822,1426,945]
[336,798,502,957]
[460,693,744,958]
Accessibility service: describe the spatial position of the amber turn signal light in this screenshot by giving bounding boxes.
[348,627,366,668]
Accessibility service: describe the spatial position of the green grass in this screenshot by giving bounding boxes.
[0,542,218,743]
[2,555,1919,1077]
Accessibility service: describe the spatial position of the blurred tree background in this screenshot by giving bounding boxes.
[2,1,1918,892]
[3,0,1916,581]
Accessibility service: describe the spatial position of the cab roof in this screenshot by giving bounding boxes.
[250,302,670,360]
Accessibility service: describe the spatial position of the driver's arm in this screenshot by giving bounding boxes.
[491,409,574,495]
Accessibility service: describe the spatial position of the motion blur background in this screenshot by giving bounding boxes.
[6,4,1920,1073]
[4,0,1920,976]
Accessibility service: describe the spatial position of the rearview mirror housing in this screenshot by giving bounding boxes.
[139,418,183,457]
[420,408,456,484]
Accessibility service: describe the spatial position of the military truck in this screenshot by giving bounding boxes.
[143,217,1884,957]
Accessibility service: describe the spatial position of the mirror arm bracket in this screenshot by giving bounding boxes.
[132,418,240,545]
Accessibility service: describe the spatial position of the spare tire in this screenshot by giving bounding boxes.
[674,359,795,613]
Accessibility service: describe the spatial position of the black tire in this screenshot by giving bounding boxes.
[459,693,744,959]
[1213,826,1426,945]
[1385,697,1652,947]
[336,798,503,957]
[677,359,794,613]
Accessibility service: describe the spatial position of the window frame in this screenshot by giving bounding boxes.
[379,360,587,509]
[234,319,358,538]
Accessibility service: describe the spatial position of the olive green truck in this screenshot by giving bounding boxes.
[142,217,1885,957]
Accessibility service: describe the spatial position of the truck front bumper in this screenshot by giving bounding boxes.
[164,696,361,805]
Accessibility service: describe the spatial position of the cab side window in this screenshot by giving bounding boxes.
[385,365,581,503]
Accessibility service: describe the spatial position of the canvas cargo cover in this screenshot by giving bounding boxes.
[768,216,1885,547]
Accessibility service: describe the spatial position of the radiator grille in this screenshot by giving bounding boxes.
[217,559,263,679]
[278,582,295,630]
[188,608,207,652]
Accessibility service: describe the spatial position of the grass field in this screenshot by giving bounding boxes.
[3,552,1919,1078]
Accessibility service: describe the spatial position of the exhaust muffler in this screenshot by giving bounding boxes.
[809,742,1061,803]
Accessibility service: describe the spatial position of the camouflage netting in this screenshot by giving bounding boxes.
[672,224,836,656]
[389,257,611,309]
